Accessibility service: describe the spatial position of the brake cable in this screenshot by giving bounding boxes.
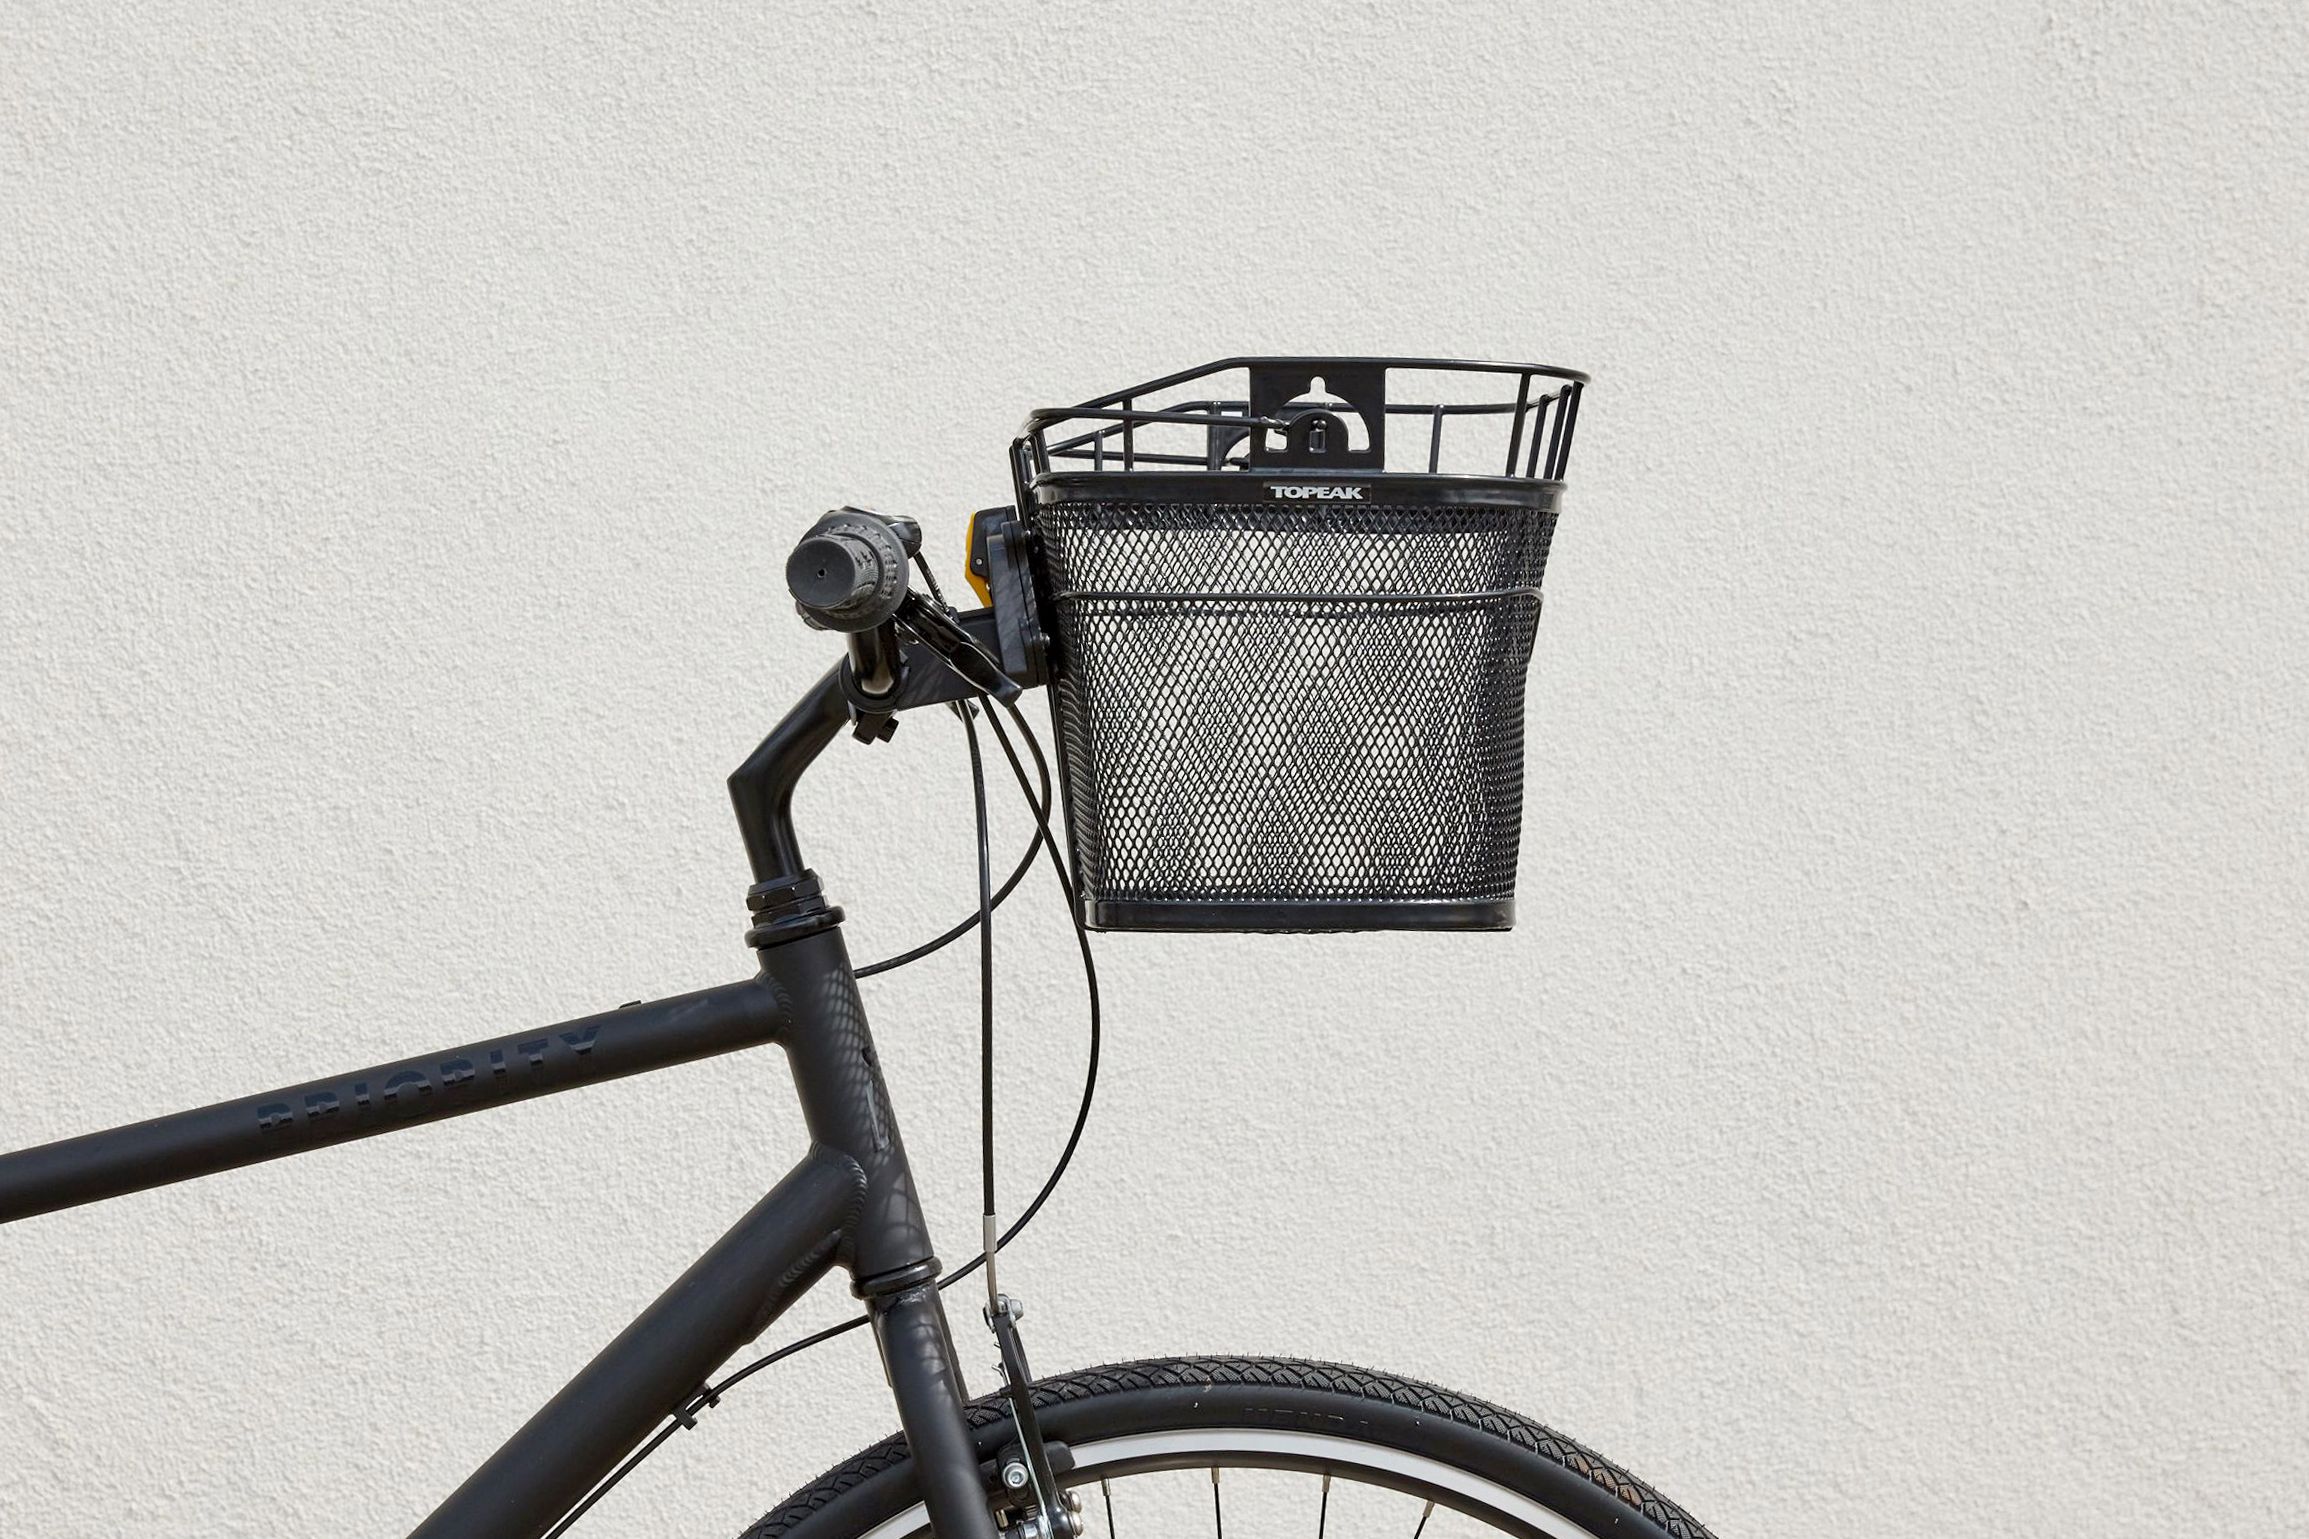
[543,680,1100,1537]
[854,552,1040,979]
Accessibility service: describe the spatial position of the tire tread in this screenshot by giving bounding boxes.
[742,1356,1712,1539]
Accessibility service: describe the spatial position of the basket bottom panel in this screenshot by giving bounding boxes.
[1082,896,1514,934]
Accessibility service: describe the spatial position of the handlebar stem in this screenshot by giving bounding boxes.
[728,665,849,887]
[728,605,1041,929]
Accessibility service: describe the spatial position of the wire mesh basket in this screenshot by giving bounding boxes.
[1010,357,1585,932]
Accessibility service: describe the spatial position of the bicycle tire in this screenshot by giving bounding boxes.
[743,1357,1714,1539]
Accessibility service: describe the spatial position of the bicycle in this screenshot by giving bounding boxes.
[0,358,1716,1539]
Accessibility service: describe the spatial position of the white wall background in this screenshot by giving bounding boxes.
[3,4,2303,1536]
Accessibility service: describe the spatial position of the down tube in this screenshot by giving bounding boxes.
[408,1147,863,1539]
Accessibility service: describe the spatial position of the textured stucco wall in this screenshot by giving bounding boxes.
[3,5,2304,1536]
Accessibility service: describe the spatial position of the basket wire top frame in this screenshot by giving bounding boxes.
[1012,356,1587,494]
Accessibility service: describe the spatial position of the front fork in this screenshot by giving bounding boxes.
[766,923,1070,1539]
[870,1281,1008,1539]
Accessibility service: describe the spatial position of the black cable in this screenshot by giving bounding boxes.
[543,1419,684,1538]
[541,1314,869,1539]
[958,699,999,1298]
[909,549,951,605]
[855,792,1040,979]
[981,699,1102,1242]
[853,552,1038,980]
[542,700,1100,1537]
[700,1310,868,1397]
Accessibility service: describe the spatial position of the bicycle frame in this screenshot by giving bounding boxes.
[0,633,1011,1539]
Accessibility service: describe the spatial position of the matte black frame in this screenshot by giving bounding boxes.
[0,644,1007,1539]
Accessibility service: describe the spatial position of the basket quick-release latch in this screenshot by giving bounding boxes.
[967,506,1051,687]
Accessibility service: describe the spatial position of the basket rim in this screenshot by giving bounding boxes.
[1028,469,1567,504]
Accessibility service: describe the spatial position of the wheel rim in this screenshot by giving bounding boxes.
[849,1426,1610,1539]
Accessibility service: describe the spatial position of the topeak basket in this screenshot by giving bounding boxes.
[1009,357,1585,932]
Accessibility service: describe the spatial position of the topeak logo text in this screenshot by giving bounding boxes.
[1268,484,1367,500]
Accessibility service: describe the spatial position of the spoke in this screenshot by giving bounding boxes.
[1071,1456,1534,1539]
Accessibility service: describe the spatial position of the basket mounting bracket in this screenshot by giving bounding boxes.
[1245,362,1387,471]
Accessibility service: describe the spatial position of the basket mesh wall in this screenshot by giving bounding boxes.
[1028,486,1559,931]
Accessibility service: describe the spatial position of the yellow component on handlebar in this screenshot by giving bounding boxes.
[964,509,995,608]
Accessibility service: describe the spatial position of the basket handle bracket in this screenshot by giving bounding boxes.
[1245,362,1387,471]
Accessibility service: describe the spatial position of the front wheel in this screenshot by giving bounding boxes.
[744,1358,1714,1539]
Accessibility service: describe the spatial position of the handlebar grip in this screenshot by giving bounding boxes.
[786,509,916,632]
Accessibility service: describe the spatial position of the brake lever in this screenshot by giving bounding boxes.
[897,591,1023,704]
